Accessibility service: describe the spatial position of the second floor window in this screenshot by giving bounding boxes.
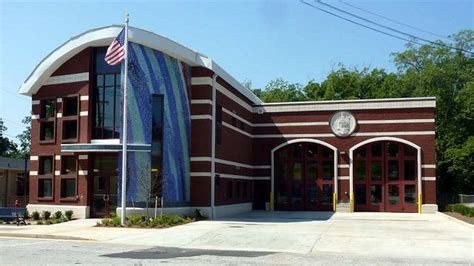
[93,47,121,139]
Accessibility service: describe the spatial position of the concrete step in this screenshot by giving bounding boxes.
[336,203,351,213]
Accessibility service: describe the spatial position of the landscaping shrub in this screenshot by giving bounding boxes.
[42,211,51,220]
[54,211,62,219]
[37,221,43,225]
[193,209,206,220]
[65,210,74,220]
[32,211,40,220]
[23,210,30,219]
[129,215,142,225]
[112,216,121,226]
[45,220,52,225]
[0,220,4,224]
[446,204,474,217]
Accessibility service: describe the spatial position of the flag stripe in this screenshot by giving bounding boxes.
[105,28,126,65]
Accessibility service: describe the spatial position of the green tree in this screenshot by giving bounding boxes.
[0,121,19,157]
[252,29,474,198]
[16,116,31,157]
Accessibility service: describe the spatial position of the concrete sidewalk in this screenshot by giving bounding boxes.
[0,212,472,261]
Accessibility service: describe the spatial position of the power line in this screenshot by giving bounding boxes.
[2,117,25,128]
[0,88,30,103]
[300,1,424,45]
[304,0,473,55]
[339,0,449,40]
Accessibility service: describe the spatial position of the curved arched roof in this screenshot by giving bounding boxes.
[18,25,262,104]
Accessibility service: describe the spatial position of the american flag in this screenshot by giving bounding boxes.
[105,28,126,65]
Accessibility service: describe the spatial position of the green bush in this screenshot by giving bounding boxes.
[32,211,40,220]
[0,220,4,224]
[65,210,74,220]
[45,220,52,225]
[193,209,206,220]
[129,215,143,225]
[100,218,111,226]
[54,211,62,219]
[447,204,474,217]
[23,210,30,219]
[37,221,43,225]
[112,216,121,226]
[42,211,51,220]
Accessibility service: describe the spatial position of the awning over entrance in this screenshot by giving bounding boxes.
[61,143,151,153]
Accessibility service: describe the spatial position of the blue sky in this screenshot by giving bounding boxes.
[0,0,472,142]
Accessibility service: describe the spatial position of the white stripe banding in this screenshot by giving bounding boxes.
[45,73,89,85]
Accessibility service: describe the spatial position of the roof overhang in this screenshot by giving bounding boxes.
[18,25,262,104]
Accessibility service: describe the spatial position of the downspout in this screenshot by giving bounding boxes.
[210,73,217,219]
[417,147,422,213]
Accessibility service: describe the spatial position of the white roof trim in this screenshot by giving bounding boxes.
[18,25,263,104]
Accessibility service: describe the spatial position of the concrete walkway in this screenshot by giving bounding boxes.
[0,212,472,261]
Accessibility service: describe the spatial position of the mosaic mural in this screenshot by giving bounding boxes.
[118,42,191,207]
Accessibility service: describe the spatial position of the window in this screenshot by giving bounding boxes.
[388,160,399,180]
[231,116,237,127]
[93,47,122,139]
[355,184,366,205]
[371,143,382,157]
[387,143,399,157]
[63,97,78,116]
[40,99,55,119]
[61,156,77,174]
[60,179,76,198]
[242,182,248,198]
[227,181,233,199]
[404,160,416,180]
[151,94,164,197]
[62,120,78,140]
[39,156,53,175]
[38,178,53,198]
[16,172,28,196]
[216,105,222,145]
[355,161,366,180]
[370,161,382,180]
[235,182,241,198]
[40,122,54,141]
[405,185,416,204]
[322,161,333,180]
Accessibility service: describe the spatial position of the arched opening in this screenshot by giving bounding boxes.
[271,140,337,211]
[350,139,420,213]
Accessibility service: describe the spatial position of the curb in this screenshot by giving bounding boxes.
[0,232,92,241]
[436,212,474,229]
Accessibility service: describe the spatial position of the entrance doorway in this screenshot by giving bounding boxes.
[91,155,118,217]
[353,141,417,212]
[274,142,335,211]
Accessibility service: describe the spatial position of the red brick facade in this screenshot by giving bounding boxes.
[24,27,437,217]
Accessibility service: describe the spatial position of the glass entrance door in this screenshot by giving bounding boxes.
[90,155,118,218]
[91,174,117,218]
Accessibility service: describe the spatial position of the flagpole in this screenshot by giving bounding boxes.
[120,12,129,226]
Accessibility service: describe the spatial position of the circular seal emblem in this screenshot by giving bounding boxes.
[330,111,356,137]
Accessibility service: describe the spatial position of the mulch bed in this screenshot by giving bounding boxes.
[443,212,474,225]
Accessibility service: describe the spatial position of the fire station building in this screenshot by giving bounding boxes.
[18,26,437,218]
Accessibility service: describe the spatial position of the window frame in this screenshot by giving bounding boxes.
[60,177,77,199]
[216,104,223,145]
[37,155,55,200]
[62,95,79,117]
[39,99,56,144]
[92,73,122,139]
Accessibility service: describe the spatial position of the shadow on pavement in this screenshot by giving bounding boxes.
[213,210,334,223]
[102,246,275,260]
